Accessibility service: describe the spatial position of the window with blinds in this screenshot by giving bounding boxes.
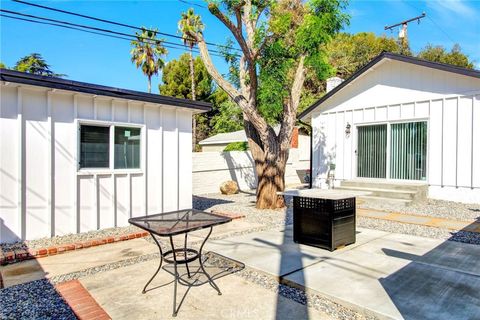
[357,124,387,178]
[114,127,141,169]
[80,125,110,168]
[79,124,141,170]
[390,122,427,180]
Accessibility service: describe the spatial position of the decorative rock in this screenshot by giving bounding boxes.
[220,180,239,195]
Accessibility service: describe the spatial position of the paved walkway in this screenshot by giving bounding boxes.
[81,258,334,320]
[357,208,480,232]
[206,226,480,320]
[0,219,260,288]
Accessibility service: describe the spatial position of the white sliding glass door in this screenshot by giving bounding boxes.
[356,121,427,181]
[390,121,427,181]
[357,124,387,178]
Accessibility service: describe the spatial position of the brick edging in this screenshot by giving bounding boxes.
[0,211,244,266]
[56,280,111,320]
[0,231,149,266]
[211,210,246,220]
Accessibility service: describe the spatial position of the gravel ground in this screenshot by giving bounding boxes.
[0,225,142,253]
[357,216,480,245]
[194,192,480,245]
[194,192,293,228]
[360,198,480,222]
[0,279,76,320]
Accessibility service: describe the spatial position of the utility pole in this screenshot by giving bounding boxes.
[385,13,426,55]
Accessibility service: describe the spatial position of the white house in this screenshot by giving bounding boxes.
[198,126,310,154]
[198,129,248,152]
[194,127,311,194]
[300,52,480,204]
[0,69,210,242]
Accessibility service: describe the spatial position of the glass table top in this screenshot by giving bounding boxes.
[128,209,232,236]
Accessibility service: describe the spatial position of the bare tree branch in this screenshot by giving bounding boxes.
[243,0,255,49]
[239,55,249,97]
[234,5,243,30]
[279,55,306,151]
[196,35,269,145]
[208,3,253,61]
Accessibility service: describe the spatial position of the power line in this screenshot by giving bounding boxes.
[1,9,237,57]
[12,0,241,52]
[0,9,187,50]
[0,14,133,42]
[401,0,456,45]
[0,13,226,58]
[178,0,207,9]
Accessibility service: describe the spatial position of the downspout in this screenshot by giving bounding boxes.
[298,119,313,189]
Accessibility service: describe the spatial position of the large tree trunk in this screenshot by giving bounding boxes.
[244,120,288,209]
[147,76,151,93]
[255,154,287,209]
[193,29,304,210]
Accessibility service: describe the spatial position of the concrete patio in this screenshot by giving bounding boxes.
[2,221,479,319]
[206,226,480,320]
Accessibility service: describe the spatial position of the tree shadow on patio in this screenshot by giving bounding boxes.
[251,195,312,320]
[379,219,480,319]
[192,195,234,211]
[153,251,245,315]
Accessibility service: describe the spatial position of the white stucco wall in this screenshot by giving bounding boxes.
[192,149,310,195]
[201,144,229,152]
[310,59,480,203]
[0,83,193,242]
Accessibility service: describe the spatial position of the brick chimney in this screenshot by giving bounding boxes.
[290,127,299,148]
[326,76,344,93]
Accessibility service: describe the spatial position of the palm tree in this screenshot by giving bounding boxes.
[14,53,66,77]
[130,28,168,93]
[179,8,204,150]
[178,8,204,101]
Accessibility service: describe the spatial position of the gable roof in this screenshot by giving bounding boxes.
[199,129,247,145]
[199,125,294,145]
[0,69,211,112]
[299,52,480,120]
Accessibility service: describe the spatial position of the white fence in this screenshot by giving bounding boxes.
[193,150,310,195]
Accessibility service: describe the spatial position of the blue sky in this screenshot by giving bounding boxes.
[1,0,479,93]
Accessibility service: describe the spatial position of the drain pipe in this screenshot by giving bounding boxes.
[298,119,313,189]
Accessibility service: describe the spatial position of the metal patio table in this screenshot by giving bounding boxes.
[128,209,232,317]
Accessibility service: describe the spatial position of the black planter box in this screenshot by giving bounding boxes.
[292,196,356,251]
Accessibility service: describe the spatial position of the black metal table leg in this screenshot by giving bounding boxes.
[169,235,179,317]
[184,233,191,278]
[142,232,163,294]
[198,227,222,295]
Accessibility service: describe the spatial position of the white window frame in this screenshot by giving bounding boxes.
[77,119,144,174]
[354,118,429,182]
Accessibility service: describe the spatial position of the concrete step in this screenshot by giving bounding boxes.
[341,179,427,192]
[335,186,417,201]
[358,195,412,207]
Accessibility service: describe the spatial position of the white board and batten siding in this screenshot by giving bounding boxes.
[311,59,480,203]
[1,84,194,242]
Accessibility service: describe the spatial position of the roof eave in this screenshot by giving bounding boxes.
[299,52,480,120]
[0,69,212,112]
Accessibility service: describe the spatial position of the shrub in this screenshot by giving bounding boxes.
[223,142,249,152]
